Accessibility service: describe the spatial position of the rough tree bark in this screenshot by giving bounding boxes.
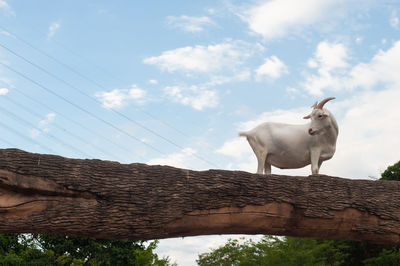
[0,148,399,244]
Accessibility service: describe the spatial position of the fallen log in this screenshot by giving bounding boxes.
[0,148,399,244]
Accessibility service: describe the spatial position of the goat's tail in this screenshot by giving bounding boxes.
[238,131,249,137]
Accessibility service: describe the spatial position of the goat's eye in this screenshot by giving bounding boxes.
[318,114,324,118]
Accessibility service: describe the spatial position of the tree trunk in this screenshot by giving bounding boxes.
[0,148,399,244]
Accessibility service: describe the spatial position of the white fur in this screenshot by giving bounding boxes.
[239,100,338,175]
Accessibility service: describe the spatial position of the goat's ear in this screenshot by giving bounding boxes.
[303,114,311,119]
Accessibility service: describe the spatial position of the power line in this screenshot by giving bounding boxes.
[0,120,55,154]
[1,95,122,160]
[0,104,92,158]
[0,25,190,138]
[0,61,166,158]
[0,41,219,168]
[0,135,17,148]
[8,85,141,160]
[0,42,187,152]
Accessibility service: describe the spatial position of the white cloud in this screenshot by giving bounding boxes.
[239,107,309,131]
[149,79,158,85]
[0,0,15,16]
[167,15,214,32]
[143,41,261,89]
[0,87,8,95]
[286,87,300,99]
[238,0,354,39]
[311,41,349,71]
[143,40,253,73]
[390,11,399,29]
[302,73,342,96]
[204,69,251,87]
[255,56,288,80]
[207,8,216,15]
[95,85,147,109]
[30,113,56,138]
[164,85,218,110]
[302,40,400,95]
[38,113,56,128]
[147,148,198,169]
[48,21,61,38]
[347,41,400,89]
[302,41,350,95]
[30,129,41,138]
[216,138,251,158]
[0,30,14,38]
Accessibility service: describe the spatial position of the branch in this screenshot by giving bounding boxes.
[0,148,399,244]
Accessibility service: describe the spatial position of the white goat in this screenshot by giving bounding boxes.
[239,97,338,175]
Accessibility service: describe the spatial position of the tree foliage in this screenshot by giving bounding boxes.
[197,236,351,266]
[380,160,400,181]
[197,236,400,266]
[197,161,400,266]
[0,234,173,266]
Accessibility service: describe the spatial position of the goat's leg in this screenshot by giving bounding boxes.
[310,149,321,175]
[255,151,267,174]
[264,161,271,175]
[246,136,267,174]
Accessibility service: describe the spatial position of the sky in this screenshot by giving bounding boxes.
[0,0,400,265]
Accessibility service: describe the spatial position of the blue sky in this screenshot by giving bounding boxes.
[1,0,400,265]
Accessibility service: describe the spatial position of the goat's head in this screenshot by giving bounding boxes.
[303,97,335,136]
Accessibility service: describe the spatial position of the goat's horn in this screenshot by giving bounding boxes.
[311,101,318,109]
[317,97,335,109]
